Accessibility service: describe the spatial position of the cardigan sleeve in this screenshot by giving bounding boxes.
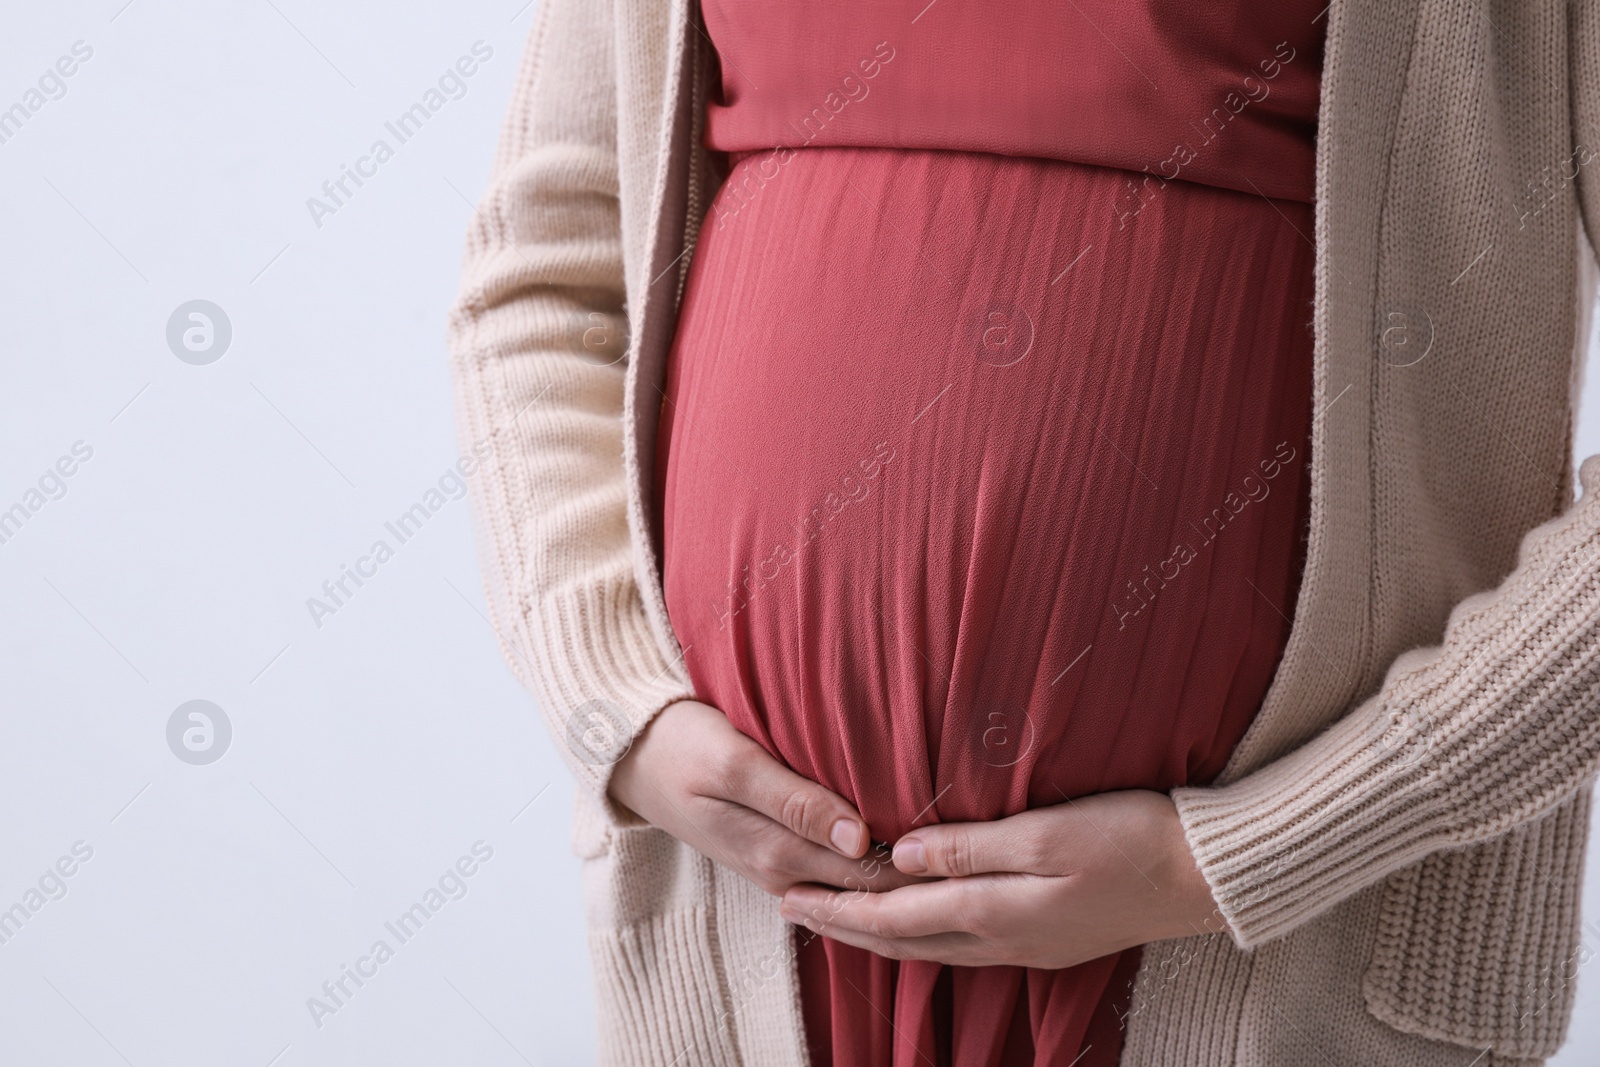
[1173,451,1600,949]
[1172,11,1600,950]
[446,0,695,828]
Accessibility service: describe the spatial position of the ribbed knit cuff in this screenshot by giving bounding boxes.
[1171,702,1455,949]
[527,579,697,830]
[1175,458,1600,950]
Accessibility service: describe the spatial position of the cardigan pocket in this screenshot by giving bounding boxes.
[1361,788,1593,1060]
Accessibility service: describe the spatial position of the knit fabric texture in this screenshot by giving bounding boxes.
[446,0,1600,1063]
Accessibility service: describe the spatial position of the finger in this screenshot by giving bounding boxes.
[782,887,986,963]
[778,838,937,894]
[892,812,1047,877]
[705,802,933,894]
[713,736,869,858]
[780,880,970,941]
[798,922,984,965]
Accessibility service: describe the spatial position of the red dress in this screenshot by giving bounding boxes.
[655,3,1325,1064]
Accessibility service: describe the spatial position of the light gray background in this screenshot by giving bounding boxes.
[1,3,1596,1065]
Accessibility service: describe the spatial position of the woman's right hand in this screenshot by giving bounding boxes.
[607,699,922,897]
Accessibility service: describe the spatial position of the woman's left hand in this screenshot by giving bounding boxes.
[778,790,1226,970]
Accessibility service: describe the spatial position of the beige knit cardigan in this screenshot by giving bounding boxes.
[447,0,1600,1063]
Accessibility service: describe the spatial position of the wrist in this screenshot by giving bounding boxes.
[604,697,696,822]
[605,739,655,823]
[1149,794,1229,940]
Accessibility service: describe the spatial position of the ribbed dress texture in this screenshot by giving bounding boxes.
[654,3,1327,1064]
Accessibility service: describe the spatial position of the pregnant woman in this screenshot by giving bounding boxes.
[450,0,1600,1064]
[650,3,1320,1063]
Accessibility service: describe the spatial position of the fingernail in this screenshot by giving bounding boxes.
[830,819,864,856]
[779,901,802,924]
[893,838,927,874]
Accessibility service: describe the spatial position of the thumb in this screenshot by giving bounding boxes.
[721,740,869,858]
[892,821,1020,877]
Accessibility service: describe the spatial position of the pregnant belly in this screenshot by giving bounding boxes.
[655,147,1313,843]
